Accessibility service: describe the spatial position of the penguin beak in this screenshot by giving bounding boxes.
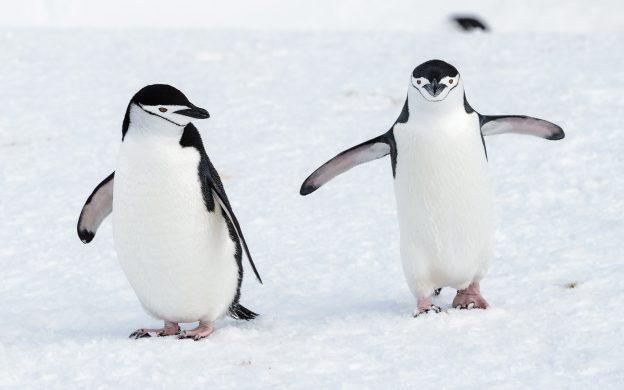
[174,105,210,119]
[423,79,446,97]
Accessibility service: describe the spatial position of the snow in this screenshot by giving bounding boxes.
[1,3,624,388]
[3,0,624,32]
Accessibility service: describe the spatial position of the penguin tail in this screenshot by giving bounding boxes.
[229,303,258,321]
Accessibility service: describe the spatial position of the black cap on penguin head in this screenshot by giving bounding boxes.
[131,84,193,106]
[412,60,459,81]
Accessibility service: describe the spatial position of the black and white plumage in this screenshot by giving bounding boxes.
[301,60,564,315]
[77,84,261,338]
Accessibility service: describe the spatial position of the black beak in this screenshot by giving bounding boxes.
[174,105,210,119]
[423,79,447,97]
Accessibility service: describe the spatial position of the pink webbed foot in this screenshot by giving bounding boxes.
[413,295,441,317]
[453,281,489,310]
[129,321,180,339]
[178,321,214,341]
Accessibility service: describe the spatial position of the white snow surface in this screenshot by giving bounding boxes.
[2,0,624,32]
[1,27,624,388]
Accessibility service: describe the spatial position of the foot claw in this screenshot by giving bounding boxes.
[452,282,489,310]
[414,305,441,317]
[178,331,211,341]
[456,299,487,310]
[177,321,214,340]
[129,329,151,339]
[130,322,179,339]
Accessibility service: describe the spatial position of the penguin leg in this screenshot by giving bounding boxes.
[413,295,441,317]
[129,321,181,339]
[178,320,214,341]
[453,281,489,309]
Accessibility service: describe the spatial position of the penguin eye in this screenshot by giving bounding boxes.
[449,79,454,84]
[159,107,167,113]
[416,80,421,85]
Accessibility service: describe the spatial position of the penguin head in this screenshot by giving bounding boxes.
[132,84,210,124]
[409,60,461,103]
[123,84,209,137]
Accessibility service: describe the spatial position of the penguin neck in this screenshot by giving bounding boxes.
[125,104,185,141]
[407,82,466,120]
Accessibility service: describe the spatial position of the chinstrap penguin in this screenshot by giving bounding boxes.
[300,60,564,316]
[78,84,262,339]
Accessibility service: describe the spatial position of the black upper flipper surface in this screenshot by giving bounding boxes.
[300,97,411,195]
[179,124,262,284]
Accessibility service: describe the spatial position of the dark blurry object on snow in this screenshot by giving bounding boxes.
[452,16,489,32]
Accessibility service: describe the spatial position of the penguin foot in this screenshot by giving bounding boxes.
[129,321,180,339]
[453,281,489,309]
[413,305,442,317]
[413,295,441,317]
[178,321,214,341]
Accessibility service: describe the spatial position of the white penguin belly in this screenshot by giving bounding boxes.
[393,115,494,296]
[112,136,239,323]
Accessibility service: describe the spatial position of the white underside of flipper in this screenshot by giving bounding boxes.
[113,129,238,324]
[393,109,494,298]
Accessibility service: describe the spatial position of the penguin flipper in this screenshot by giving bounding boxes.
[300,134,392,195]
[180,123,262,284]
[480,115,565,140]
[77,172,114,243]
[208,185,263,284]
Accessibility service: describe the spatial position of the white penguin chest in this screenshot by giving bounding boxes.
[112,134,238,322]
[392,112,494,289]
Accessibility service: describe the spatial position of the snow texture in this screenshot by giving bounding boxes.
[1,3,624,389]
[3,0,624,32]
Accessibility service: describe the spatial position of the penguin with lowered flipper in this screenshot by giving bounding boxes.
[300,60,564,316]
[77,84,262,339]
